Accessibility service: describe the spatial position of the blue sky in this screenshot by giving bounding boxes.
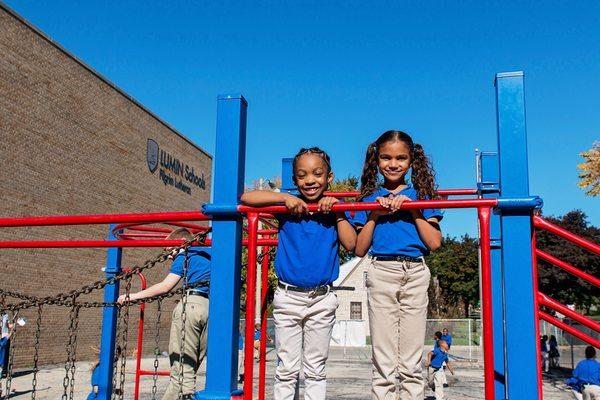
[5,1,599,237]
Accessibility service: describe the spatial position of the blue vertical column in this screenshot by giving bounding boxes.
[495,71,539,399]
[94,225,122,400]
[198,94,248,400]
[477,151,506,399]
[281,158,297,195]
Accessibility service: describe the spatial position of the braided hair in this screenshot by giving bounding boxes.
[291,147,332,182]
[359,130,438,200]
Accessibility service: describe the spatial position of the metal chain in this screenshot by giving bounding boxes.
[0,290,38,303]
[111,308,121,400]
[31,304,43,400]
[0,232,209,313]
[117,276,132,400]
[151,299,162,400]
[68,305,80,400]
[62,296,79,400]
[4,312,18,400]
[178,248,190,400]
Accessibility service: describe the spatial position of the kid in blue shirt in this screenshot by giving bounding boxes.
[354,130,443,400]
[566,346,600,399]
[241,147,356,400]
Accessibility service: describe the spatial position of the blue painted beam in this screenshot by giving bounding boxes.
[495,71,540,399]
[93,225,122,400]
[281,157,298,195]
[197,94,248,400]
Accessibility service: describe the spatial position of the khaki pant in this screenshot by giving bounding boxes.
[583,384,600,400]
[431,368,446,400]
[273,287,338,400]
[162,295,209,400]
[366,258,430,400]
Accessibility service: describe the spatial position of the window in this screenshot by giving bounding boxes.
[350,302,362,320]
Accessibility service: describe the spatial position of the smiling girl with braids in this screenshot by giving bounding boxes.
[353,130,443,400]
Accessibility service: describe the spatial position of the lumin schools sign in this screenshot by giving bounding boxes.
[147,139,206,196]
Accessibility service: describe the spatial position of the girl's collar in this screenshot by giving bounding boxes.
[379,183,412,196]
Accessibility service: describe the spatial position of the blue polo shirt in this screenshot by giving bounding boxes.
[0,337,8,370]
[573,359,600,385]
[351,186,443,257]
[170,246,211,295]
[275,212,340,287]
[442,334,452,348]
[430,346,448,369]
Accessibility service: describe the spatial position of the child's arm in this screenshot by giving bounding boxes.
[425,351,433,367]
[241,190,307,214]
[117,273,181,303]
[317,196,356,251]
[446,360,455,375]
[355,198,389,257]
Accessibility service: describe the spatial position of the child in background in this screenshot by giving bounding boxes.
[425,331,454,400]
[241,147,356,400]
[548,334,560,369]
[354,130,443,400]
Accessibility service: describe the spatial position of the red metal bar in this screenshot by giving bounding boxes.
[538,311,600,349]
[477,207,495,400]
[133,272,148,400]
[238,198,498,214]
[0,238,280,248]
[533,216,600,255]
[258,246,270,400]
[536,249,600,287]
[243,213,259,400]
[531,231,543,400]
[0,210,209,228]
[538,293,600,333]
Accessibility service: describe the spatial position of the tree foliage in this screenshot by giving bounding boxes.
[426,235,480,317]
[536,210,599,312]
[578,142,600,196]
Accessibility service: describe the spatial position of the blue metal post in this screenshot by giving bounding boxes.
[281,157,297,195]
[477,151,506,399]
[197,94,247,400]
[93,225,122,400]
[494,71,539,399]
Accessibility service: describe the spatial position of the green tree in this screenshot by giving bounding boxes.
[578,142,600,196]
[426,235,480,317]
[535,210,599,313]
[330,175,359,264]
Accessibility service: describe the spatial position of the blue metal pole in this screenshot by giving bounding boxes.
[93,225,122,400]
[477,150,506,399]
[197,94,248,400]
[494,71,540,399]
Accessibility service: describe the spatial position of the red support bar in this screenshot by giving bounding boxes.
[536,249,600,287]
[538,311,600,349]
[258,246,270,400]
[533,216,600,255]
[243,213,259,400]
[0,238,280,249]
[531,232,543,400]
[238,198,498,214]
[133,272,148,400]
[538,293,600,334]
[0,210,209,228]
[477,207,495,400]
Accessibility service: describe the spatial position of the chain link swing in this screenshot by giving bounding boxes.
[151,299,162,400]
[31,304,43,400]
[116,276,132,400]
[62,295,81,400]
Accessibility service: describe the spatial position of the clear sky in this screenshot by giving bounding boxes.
[5,1,598,237]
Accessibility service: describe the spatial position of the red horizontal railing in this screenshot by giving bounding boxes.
[538,311,600,349]
[533,216,600,255]
[0,238,279,249]
[538,293,600,333]
[536,249,600,287]
[0,211,209,228]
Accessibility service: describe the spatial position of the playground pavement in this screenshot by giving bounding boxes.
[5,345,580,399]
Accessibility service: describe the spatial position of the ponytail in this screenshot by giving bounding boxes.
[411,143,438,200]
[359,142,379,200]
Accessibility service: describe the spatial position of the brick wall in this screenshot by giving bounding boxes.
[0,5,212,368]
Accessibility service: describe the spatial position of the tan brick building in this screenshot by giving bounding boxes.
[0,3,212,367]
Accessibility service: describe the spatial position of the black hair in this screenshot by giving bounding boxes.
[585,346,596,359]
